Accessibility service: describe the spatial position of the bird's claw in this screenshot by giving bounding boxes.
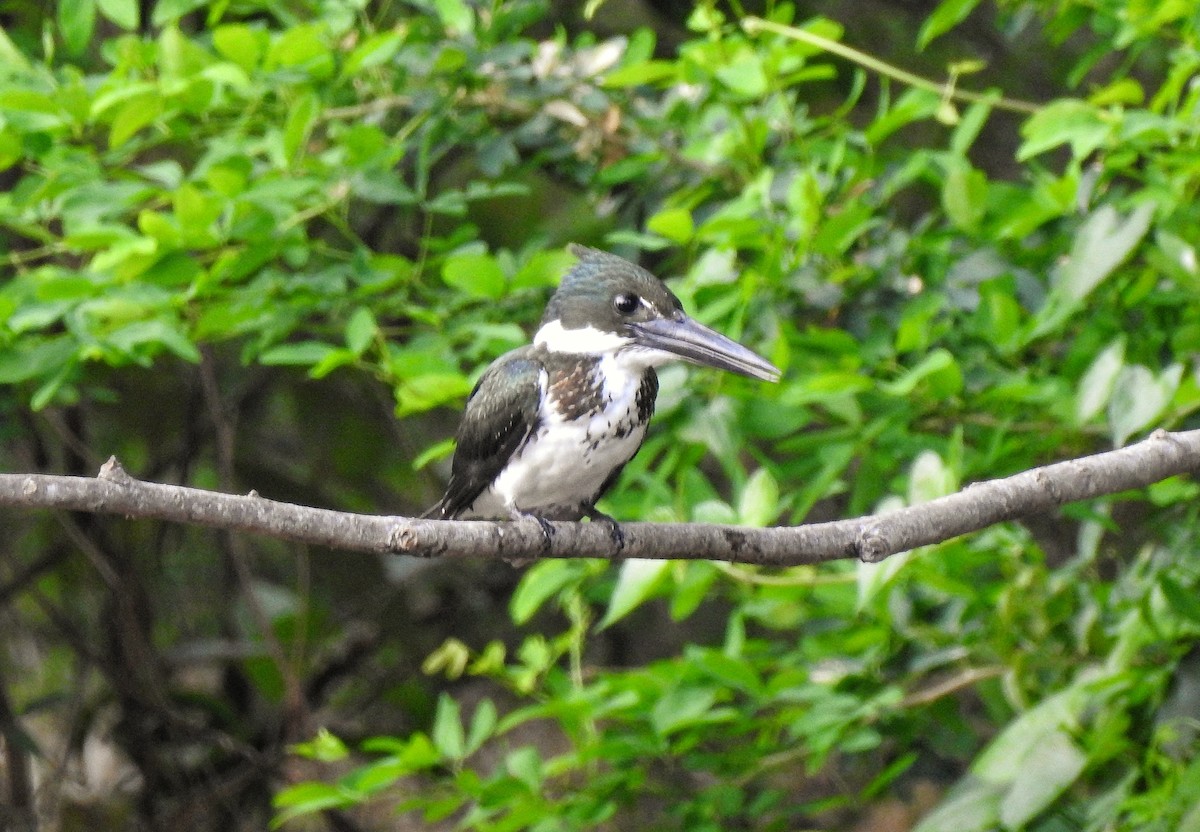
[534,515,555,549]
[585,508,626,555]
[511,510,555,552]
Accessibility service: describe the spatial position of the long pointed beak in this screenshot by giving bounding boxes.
[631,315,781,382]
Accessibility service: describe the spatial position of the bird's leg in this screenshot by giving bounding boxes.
[509,508,555,553]
[583,506,626,554]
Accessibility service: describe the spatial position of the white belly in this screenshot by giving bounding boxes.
[464,357,650,519]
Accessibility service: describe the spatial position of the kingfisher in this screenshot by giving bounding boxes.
[426,244,780,541]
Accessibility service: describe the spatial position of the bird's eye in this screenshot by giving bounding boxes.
[613,293,639,315]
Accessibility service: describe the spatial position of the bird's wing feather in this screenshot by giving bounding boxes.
[429,351,544,519]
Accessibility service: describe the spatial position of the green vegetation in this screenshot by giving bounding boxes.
[2,0,1200,829]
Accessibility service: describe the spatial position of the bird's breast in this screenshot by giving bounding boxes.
[469,354,657,518]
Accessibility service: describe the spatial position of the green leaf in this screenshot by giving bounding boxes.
[935,98,960,126]
[0,26,30,70]
[866,88,941,145]
[1056,203,1155,303]
[266,24,333,76]
[913,777,1002,832]
[151,0,206,25]
[259,341,339,366]
[599,559,670,629]
[908,450,956,504]
[511,250,576,291]
[289,727,349,762]
[464,700,497,756]
[510,560,588,624]
[714,51,768,98]
[344,307,378,355]
[812,201,877,256]
[650,685,720,735]
[394,374,473,417]
[1107,363,1182,446]
[31,363,76,411]
[737,468,779,527]
[1181,800,1200,832]
[107,319,202,363]
[135,211,180,247]
[109,93,163,148]
[1159,575,1200,626]
[687,647,763,696]
[1089,77,1144,106]
[950,97,995,155]
[1075,338,1125,424]
[671,561,718,620]
[58,0,97,56]
[431,694,465,760]
[687,5,724,32]
[998,730,1087,829]
[422,638,470,679]
[442,252,506,299]
[881,349,961,397]
[0,339,77,384]
[343,30,404,76]
[412,438,455,471]
[942,158,988,232]
[173,184,221,241]
[917,0,982,49]
[646,207,694,243]
[505,747,543,791]
[973,686,1087,782]
[1028,203,1155,342]
[425,190,468,216]
[272,782,351,822]
[1017,99,1110,160]
[283,91,320,162]
[692,500,737,524]
[602,60,677,88]
[432,0,474,35]
[0,129,20,172]
[212,24,263,72]
[97,0,139,29]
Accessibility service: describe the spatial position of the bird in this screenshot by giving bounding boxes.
[425,244,780,545]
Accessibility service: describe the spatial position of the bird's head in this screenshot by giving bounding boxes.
[533,244,781,382]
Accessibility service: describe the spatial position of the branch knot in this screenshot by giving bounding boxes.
[97,456,133,486]
[855,524,891,563]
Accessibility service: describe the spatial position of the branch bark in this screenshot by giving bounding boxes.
[1,429,1198,565]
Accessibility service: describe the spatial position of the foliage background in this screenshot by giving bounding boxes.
[2,0,1200,829]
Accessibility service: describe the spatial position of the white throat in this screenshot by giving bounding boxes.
[534,319,681,371]
[534,319,632,354]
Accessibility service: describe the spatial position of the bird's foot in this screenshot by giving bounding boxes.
[509,509,555,553]
[584,507,626,554]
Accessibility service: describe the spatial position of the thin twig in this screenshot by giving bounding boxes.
[899,665,1006,708]
[321,94,413,120]
[742,17,1043,115]
[0,664,34,832]
[0,241,64,268]
[0,549,66,606]
[714,562,856,586]
[57,513,121,589]
[198,349,312,740]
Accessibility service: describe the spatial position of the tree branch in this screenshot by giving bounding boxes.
[1,429,1198,565]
